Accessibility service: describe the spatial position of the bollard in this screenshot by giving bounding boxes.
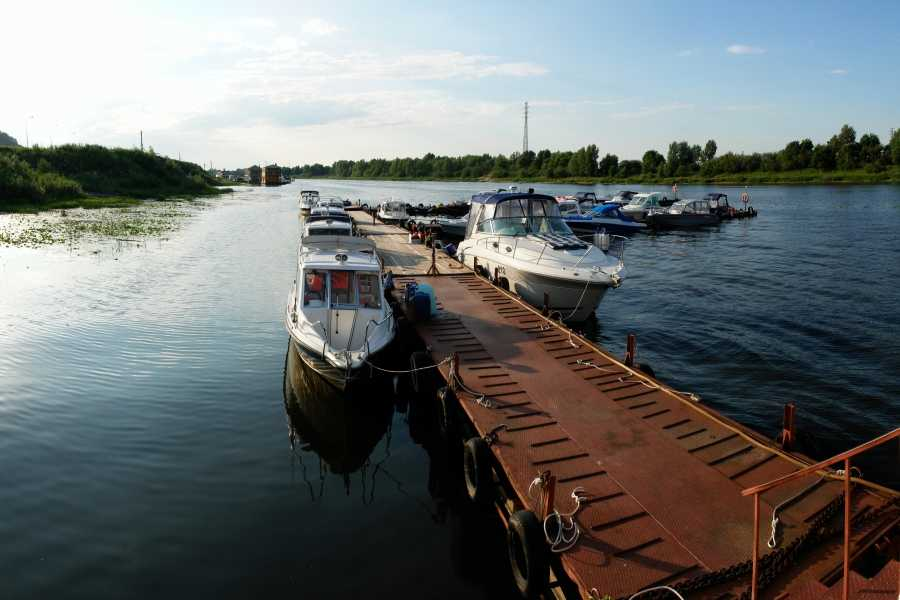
[624,333,636,367]
[542,292,550,316]
[781,403,796,450]
[473,256,479,277]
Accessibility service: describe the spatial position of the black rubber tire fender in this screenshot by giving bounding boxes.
[638,362,656,378]
[463,436,493,505]
[507,510,548,598]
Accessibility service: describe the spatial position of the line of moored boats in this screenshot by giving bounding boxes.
[285,187,755,389]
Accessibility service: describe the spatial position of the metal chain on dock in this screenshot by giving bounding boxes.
[634,484,899,600]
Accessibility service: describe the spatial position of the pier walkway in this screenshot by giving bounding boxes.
[350,211,899,600]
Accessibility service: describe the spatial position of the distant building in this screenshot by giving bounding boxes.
[245,165,262,185]
[262,164,282,186]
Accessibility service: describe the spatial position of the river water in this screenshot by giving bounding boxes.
[1,180,898,599]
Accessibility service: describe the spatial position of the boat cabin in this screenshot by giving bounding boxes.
[316,197,345,210]
[296,238,383,353]
[625,192,667,211]
[303,219,352,238]
[309,207,351,223]
[666,198,713,214]
[466,192,573,237]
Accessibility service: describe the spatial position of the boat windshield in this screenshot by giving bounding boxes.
[477,197,572,235]
[304,270,381,309]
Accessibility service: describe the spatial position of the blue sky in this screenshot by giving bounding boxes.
[2,0,898,168]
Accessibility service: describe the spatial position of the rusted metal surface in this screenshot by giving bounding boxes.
[361,216,898,599]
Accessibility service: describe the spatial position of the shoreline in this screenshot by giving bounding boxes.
[0,188,233,214]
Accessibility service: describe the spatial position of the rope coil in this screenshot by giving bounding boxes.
[528,472,588,553]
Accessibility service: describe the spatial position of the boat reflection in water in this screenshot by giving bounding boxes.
[283,341,395,497]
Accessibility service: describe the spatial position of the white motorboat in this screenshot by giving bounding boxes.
[302,217,353,239]
[620,192,669,222]
[285,236,395,389]
[456,190,626,321]
[377,200,408,224]
[299,190,320,214]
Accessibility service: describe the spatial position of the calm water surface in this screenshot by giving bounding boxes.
[1,180,898,599]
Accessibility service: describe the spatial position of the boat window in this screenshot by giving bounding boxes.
[330,270,357,306]
[467,204,484,238]
[304,270,327,307]
[357,273,381,309]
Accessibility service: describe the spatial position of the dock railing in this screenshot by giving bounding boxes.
[740,427,900,600]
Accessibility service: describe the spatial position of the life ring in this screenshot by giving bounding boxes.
[463,436,493,505]
[507,510,549,598]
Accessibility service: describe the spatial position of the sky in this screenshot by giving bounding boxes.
[2,0,899,168]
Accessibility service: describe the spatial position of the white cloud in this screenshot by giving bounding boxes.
[301,18,342,36]
[830,68,848,75]
[611,103,694,120]
[727,44,766,55]
[677,48,699,57]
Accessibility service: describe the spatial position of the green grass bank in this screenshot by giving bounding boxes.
[0,145,229,212]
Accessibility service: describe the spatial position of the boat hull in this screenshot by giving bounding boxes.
[462,254,610,321]
[565,219,645,236]
[646,213,720,229]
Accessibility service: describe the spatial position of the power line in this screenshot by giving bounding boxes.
[522,101,529,154]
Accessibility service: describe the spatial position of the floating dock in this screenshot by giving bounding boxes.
[350,211,899,600]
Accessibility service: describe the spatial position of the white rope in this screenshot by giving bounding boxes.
[363,355,452,374]
[625,585,687,600]
[528,473,588,553]
[547,276,592,323]
[576,359,702,402]
[767,466,863,549]
[450,371,494,408]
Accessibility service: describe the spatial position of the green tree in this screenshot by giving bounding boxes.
[811,145,836,171]
[859,133,882,165]
[701,139,717,162]
[641,150,665,174]
[598,153,618,177]
[890,129,900,165]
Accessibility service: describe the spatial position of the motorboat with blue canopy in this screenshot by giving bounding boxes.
[455,190,626,321]
[557,198,646,235]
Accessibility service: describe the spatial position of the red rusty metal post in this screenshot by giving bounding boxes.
[625,333,636,368]
[450,351,461,389]
[781,403,796,450]
[541,473,556,520]
[542,292,550,316]
[473,256,479,277]
[842,458,851,600]
[751,492,760,600]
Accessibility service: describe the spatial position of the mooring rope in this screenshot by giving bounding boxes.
[363,355,453,374]
[575,359,701,402]
[528,472,588,553]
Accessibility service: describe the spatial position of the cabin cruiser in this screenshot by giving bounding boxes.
[316,197,346,211]
[620,192,670,222]
[299,190,320,214]
[455,190,626,321]
[285,236,395,389]
[308,206,351,224]
[645,198,720,229]
[608,190,638,205]
[302,218,353,239]
[556,199,646,235]
[409,214,468,238]
[377,200,409,224]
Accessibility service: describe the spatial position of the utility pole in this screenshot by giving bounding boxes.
[140,130,143,152]
[522,101,529,154]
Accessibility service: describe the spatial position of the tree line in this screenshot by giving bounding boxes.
[287,124,900,181]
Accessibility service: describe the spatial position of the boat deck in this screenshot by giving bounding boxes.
[356,212,899,599]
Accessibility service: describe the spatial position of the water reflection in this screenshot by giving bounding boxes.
[282,341,395,498]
